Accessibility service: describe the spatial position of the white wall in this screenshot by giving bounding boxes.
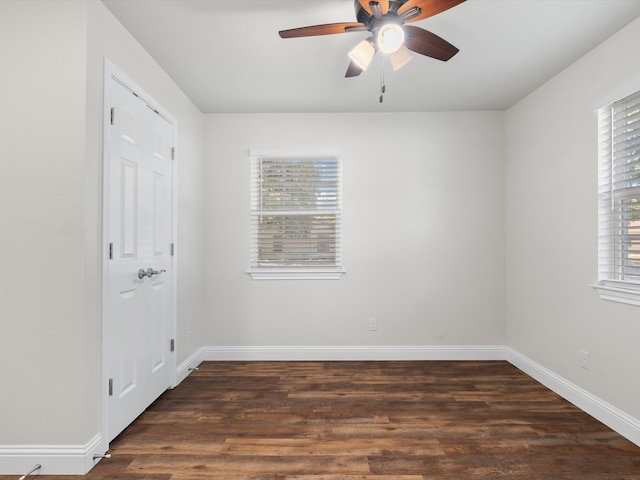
[0,0,89,446]
[0,0,204,470]
[505,17,640,420]
[204,112,505,349]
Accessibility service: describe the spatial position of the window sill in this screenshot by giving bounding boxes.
[248,268,345,280]
[591,282,640,307]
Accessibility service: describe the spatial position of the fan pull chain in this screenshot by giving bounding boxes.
[379,55,385,103]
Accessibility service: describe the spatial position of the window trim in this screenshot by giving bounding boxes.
[249,267,345,281]
[248,148,345,281]
[592,281,640,307]
[593,90,640,306]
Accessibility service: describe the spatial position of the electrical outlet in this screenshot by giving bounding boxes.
[580,349,590,370]
[369,318,377,331]
[184,327,189,343]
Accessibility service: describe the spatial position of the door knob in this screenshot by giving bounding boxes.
[138,267,167,279]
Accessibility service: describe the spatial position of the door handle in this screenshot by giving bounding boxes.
[138,267,167,279]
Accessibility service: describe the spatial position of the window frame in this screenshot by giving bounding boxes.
[593,90,640,306]
[248,148,344,280]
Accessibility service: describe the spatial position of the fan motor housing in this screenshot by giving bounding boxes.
[355,0,407,25]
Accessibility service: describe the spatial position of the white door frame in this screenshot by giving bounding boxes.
[100,59,177,449]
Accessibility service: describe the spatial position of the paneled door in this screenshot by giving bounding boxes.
[104,68,175,442]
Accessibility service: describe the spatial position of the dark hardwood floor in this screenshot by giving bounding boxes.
[8,361,640,479]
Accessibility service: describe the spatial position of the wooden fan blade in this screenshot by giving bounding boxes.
[398,0,466,23]
[279,22,365,38]
[404,25,459,61]
[357,0,390,16]
[345,60,364,78]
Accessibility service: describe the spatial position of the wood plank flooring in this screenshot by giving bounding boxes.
[8,361,640,479]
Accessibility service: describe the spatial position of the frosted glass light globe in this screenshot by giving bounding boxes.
[377,23,405,54]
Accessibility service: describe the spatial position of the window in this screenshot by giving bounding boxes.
[594,90,640,306]
[249,149,343,280]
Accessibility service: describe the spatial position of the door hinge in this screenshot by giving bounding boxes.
[108,378,113,396]
[171,147,175,160]
[170,339,175,352]
[108,242,113,260]
[110,107,115,125]
[170,243,175,256]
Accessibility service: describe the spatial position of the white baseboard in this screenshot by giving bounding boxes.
[176,347,204,386]
[203,345,507,361]
[0,434,106,476]
[507,347,640,447]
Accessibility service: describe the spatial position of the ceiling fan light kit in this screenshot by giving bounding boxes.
[278,0,466,96]
[376,22,405,54]
[389,44,414,71]
[348,38,376,70]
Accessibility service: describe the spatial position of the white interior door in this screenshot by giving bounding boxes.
[104,70,175,442]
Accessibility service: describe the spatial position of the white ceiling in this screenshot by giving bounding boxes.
[101,0,640,113]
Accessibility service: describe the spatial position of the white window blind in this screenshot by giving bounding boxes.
[596,90,640,302]
[249,149,343,280]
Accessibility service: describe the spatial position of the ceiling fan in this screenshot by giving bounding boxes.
[278,0,466,78]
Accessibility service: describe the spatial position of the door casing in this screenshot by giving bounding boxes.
[100,59,177,448]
